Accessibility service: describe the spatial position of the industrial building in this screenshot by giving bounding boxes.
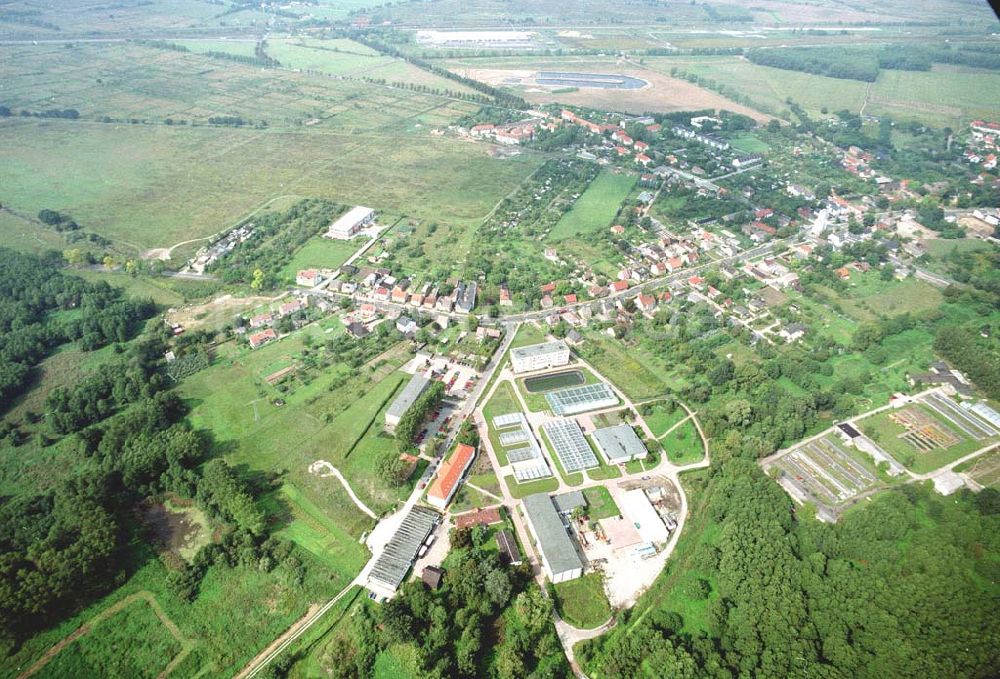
[521,493,584,583]
[385,374,431,433]
[592,424,648,464]
[325,205,375,240]
[545,382,618,416]
[366,506,440,598]
[511,340,570,374]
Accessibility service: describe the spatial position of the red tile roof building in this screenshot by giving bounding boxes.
[427,444,476,509]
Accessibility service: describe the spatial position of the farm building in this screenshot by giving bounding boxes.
[592,424,648,464]
[426,443,477,509]
[521,493,584,583]
[325,205,375,240]
[511,340,570,374]
[385,374,431,433]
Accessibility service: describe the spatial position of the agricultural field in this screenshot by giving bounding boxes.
[548,171,636,241]
[647,55,1000,128]
[857,394,1000,474]
[0,42,540,256]
[955,448,1000,489]
[447,56,770,120]
[766,434,881,514]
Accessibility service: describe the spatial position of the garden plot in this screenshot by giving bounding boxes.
[770,435,877,508]
[890,407,960,452]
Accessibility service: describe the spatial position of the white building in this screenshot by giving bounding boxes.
[620,489,669,545]
[326,206,375,240]
[510,340,570,374]
[522,493,584,583]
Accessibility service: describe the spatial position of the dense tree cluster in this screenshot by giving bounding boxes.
[322,539,568,678]
[0,248,155,406]
[394,381,445,452]
[934,324,1000,400]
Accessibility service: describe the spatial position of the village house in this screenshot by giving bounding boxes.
[296,269,323,287]
[249,328,278,349]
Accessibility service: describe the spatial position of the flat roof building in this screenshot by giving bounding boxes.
[511,340,570,374]
[326,206,375,240]
[521,493,584,583]
[620,489,669,545]
[427,444,476,509]
[592,424,648,465]
[385,374,431,433]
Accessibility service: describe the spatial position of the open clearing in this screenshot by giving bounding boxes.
[0,42,540,253]
[449,61,770,121]
[552,573,612,629]
[956,448,1000,489]
[548,171,636,240]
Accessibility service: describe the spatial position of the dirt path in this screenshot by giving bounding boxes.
[233,603,322,679]
[18,591,192,679]
[308,461,378,519]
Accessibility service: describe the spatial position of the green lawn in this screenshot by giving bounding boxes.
[548,171,636,240]
[483,381,523,466]
[643,401,688,438]
[661,420,704,465]
[504,475,560,499]
[582,486,620,520]
[280,236,364,280]
[728,133,769,154]
[552,573,612,629]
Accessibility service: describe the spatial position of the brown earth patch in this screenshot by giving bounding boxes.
[452,65,771,122]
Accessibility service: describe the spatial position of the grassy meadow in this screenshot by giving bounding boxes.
[548,171,636,241]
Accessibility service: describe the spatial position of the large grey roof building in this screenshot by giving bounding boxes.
[367,506,440,597]
[385,373,431,433]
[522,493,584,583]
[592,424,648,464]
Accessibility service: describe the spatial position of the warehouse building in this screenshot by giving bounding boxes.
[620,489,669,545]
[511,340,570,374]
[385,374,431,433]
[522,493,584,583]
[325,205,375,240]
[592,424,648,464]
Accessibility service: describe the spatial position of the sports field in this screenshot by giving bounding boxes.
[548,171,636,240]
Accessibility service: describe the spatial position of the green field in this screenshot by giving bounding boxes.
[0,42,539,258]
[504,474,560,499]
[552,573,612,629]
[582,486,620,520]
[281,236,365,280]
[648,56,1000,128]
[661,420,704,465]
[548,171,636,241]
[578,332,676,401]
[38,597,184,679]
[728,133,769,154]
[643,401,689,438]
[954,448,1000,489]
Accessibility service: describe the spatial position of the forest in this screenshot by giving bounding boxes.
[0,248,155,406]
[578,459,1000,677]
[309,527,569,679]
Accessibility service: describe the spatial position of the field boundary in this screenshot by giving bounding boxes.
[18,591,194,679]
